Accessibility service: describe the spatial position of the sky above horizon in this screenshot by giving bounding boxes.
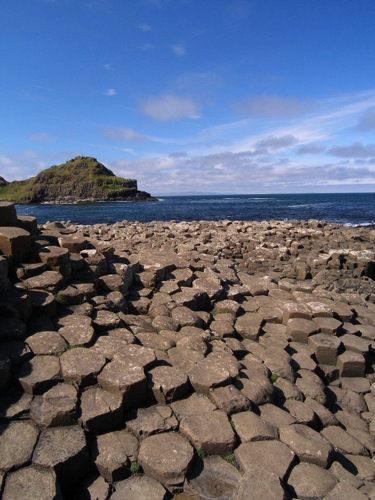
[1,0,375,195]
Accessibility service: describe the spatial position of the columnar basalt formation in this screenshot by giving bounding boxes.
[1,203,375,499]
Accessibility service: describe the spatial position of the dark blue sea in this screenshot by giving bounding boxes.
[16,193,375,226]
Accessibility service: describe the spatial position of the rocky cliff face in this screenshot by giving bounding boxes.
[0,156,157,204]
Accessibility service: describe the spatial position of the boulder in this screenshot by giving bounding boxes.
[32,425,89,487]
[0,226,30,262]
[0,201,17,226]
[138,432,194,492]
[0,421,39,471]
[2,466,62,500]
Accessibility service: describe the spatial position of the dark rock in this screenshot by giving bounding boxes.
[32,425,89,488]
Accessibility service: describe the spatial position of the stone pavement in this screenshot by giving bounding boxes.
[1,202,375,499]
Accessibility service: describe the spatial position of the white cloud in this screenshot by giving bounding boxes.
[104,89,117,96]
[328,143,375,158]
[28,132,54,142]
[357,107,375,131]
[297,144,326,155]
[140,94,201,121]
[140,43,154,51]
[108,150,375,195]
[101,127,147,142]
[254,135,299,152]
[171,44,186,56]
[231,94,311,118]
[100,126,178,144]
[137,24,152,32]
[103,64,112,70]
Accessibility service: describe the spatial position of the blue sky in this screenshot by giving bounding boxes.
[1,0,375,195]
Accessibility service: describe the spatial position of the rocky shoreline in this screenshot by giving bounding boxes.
[1,200,375,499]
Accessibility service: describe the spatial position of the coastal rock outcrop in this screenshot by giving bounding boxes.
[0,156,157,204]
[0,203,375,498]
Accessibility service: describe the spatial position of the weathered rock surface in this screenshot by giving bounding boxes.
[138,432,194,491]
[2,209,375,499]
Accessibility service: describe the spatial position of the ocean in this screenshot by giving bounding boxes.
[16,192,375,227]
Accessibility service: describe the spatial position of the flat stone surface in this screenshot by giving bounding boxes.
[324,481,368,500]
[313,316,342,334]
[280,423,333,467]
[329,461,364,489]
[235,468,289,500]
[186,456,241,500]
[32,425,89,488]
[93,430,139,482]
[60,347,106,387]
[180,410,237,455]
[283,399,317,426]
[58,321,96,348]
[138,432,194,491]
[296,369,327,405]
[209,385,251,414]
[188,355,234,393]
[90,335,129,360]
[111,475,167,500]
[0,226,30,262]
[0,421,39,471]
[30,383,78,428]
[337,351,366,377]
[71,474,110,500]
[79,386,123,434]
[304,398,339,427]
[26,331,68,355]
[93,309,124,331]
[287,462,337,500]
[235,440,295,479]
[17,355,61,395]
[259,403,296,427]
[97,359,147,406]
[340,454,375,481]
[127,404,178,438]
[308,333,342,365]
[147,366,191,403]
[26,290,56,316]
[114,344,156,370]
[234,313,263,340]
[21,271,65,293]
[137,331,175,351]
[171,393,217,420]
[231,411,278,442]
[321,426,368,456]
[2,466,62,500]
[273,377,304,402]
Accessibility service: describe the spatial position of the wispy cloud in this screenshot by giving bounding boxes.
[103,64,113,70]
[28,132,55,142]
[328,143,375,158]
[171,44,186,56]
[357,107,375,131]
[140,43,154,51]
[140,93,201,121]
[231,94,312,118]
[137,23,152,32]
[104,89,117,96]
[31,84,56,92]
[297,144,326,155]
[108,151,375,194]
[101,126,178,144]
